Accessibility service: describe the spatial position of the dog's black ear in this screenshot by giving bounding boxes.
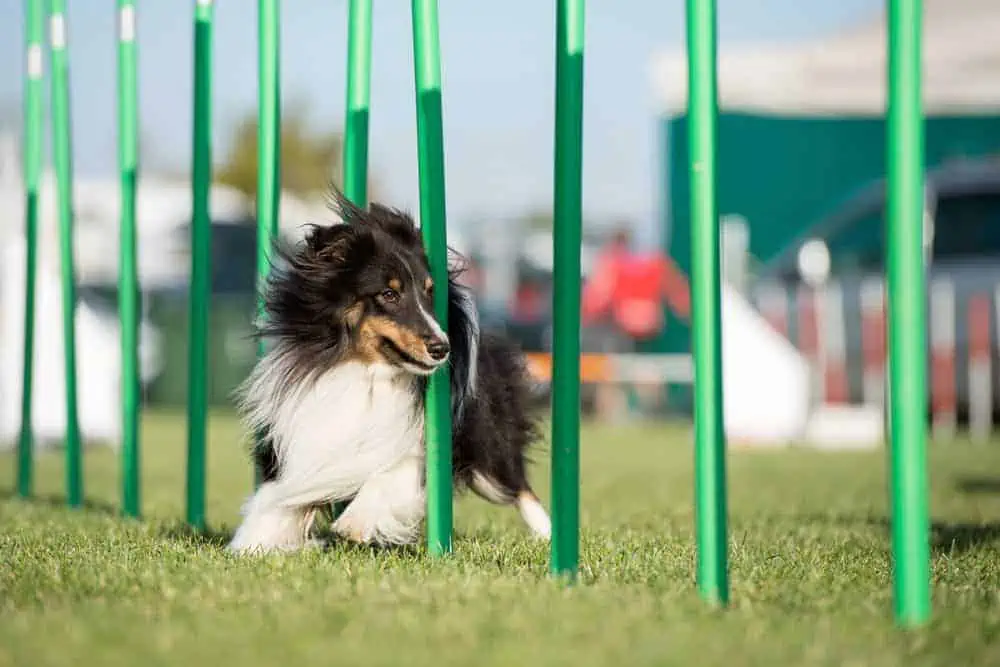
[301,222,359,267]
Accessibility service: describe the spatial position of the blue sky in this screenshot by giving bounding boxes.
[1,0,880,245]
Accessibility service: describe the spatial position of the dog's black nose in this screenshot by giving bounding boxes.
[426,339,450,361]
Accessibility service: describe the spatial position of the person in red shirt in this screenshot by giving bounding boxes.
[581,226,691,417]
[582,228,690,343]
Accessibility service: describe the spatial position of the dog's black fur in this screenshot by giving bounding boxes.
[250,190,543,512]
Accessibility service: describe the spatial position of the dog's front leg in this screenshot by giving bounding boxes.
[332,453,425,545]
[227,481,321,554]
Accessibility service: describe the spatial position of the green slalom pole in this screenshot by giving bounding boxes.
[687,0,729,606]
[328,0,373,522]
[344,0,372,206]
[886,0,930,627]
[118,0,141,519]
[187,0,213,531]
[17,0,45,499]
[550,0,585,580]
[411,0,453,557]
[48,0,83,508]
[254,0,280,489]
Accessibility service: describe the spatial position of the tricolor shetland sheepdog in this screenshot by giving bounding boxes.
[227,191,551,553]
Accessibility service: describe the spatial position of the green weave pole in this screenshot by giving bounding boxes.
[254,0,281,489]
[48,0,83,508]
[117,0,141,519]
[886,0,930,628]
[186,0,214,531]
[686,0,730,607]
[17,0,45,499]
[411,0,454,557]
[550,0,585,580]
[344,0,373,207]
[326,0,374,522]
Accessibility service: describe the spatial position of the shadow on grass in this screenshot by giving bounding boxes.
[164,531,425,556]
[955,475,1000,495]
[310,523,423,557]
[0,489,121,516]
[159,518,425,556]
[3,490,430,557]
[1,490,236,549]
[158,522,233,549]
[929,522,1000,554]
[802,512,1000,555]
[331,538,422,558]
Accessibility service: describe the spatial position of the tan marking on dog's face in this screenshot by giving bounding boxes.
[424,277,434,294]
[354,314,434,370]
[354,316,384,363]
[344,302,364,328]
[388,278,402,292]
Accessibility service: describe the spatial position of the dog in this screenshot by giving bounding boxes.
[227,191,551,553]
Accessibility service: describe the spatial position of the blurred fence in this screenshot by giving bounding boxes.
[750,274,998,441]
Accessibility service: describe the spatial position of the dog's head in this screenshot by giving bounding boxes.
[261,192,450,376]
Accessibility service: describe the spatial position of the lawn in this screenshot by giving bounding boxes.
[2,409,999,667]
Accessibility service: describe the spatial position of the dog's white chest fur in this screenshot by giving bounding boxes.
[266,360,422,496]
[229,358,427,553]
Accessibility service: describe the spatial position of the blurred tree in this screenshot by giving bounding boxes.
[216,105,344,200]
[518,209,554,232]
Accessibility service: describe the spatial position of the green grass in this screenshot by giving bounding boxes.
[2,410,999,667]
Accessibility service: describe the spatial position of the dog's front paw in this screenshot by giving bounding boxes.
[332,512,421,546]
[331,514,372,544]
[227,511,312,555]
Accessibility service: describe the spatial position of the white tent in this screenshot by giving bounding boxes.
[0,162,175,449]
[652,0,1000,117]
[0,128,352,450]
[56,174,252,287]
[0,236,161,449]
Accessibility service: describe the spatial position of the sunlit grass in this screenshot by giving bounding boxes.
[2,410,998,666]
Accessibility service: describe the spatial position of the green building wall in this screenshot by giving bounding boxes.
[659,111,1000,359]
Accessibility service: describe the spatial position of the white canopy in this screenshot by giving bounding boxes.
[652,0,1000,116]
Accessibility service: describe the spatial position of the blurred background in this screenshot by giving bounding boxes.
[0,0,998,450]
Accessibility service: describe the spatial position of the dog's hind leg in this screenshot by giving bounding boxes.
[515,489,552,540]
[468,470,551,541]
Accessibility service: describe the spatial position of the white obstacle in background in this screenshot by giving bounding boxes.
[719,282,813,445]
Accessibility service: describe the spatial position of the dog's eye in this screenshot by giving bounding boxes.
[380,288,400,304]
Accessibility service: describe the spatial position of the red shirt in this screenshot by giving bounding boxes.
[512,283,544,322]
[582,246,690,339]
